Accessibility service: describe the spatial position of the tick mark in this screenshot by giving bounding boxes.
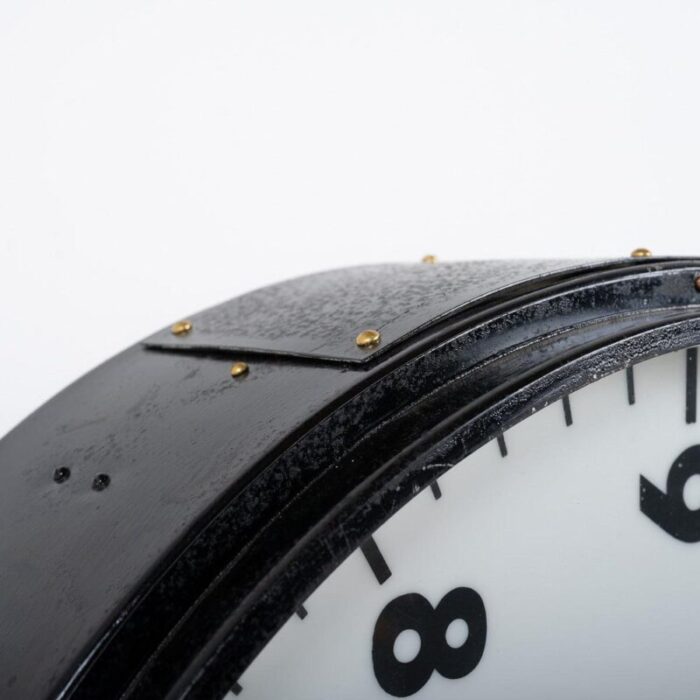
[231,681,243,696]
[626,366,636,405]
[687,348,697,424]
[562,395,573,426]
[496,433,507,457]
[360,535,391,585]
[430,481,442,499]
[296,604,308,620]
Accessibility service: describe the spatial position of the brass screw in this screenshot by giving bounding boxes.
[171,320,193,336]
[230,361,249,378]
[356,329,381,349]
[630,248,652,258]
[422,254,438,264]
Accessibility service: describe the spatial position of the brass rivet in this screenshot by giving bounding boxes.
[422,254,438,264]
[695,276,700,292]
[171,320,193,336]
[630,248,652,258]
[356,329,381,349]
[230,361,249,378]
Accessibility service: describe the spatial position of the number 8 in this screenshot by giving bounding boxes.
[372,587,487,697]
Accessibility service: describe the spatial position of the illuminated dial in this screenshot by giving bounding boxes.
[226,348,700,699]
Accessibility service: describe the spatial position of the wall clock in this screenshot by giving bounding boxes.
[2,252,700,699]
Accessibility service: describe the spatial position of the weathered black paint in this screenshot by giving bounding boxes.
[144,260,609,363]
[2,258,700,699]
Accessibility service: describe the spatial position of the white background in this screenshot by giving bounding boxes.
[2,1,700,437]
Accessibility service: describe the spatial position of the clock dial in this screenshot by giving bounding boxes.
[229,348,700,699]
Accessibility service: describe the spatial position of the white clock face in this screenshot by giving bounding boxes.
[225,347,700,700]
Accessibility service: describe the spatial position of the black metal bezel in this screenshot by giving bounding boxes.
[63,260,700,699]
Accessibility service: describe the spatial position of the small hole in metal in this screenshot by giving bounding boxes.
[92,474,111,492]
[53,467,71,484]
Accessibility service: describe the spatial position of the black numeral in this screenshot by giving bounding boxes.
[372,587,486,697]
[640,445,700,542]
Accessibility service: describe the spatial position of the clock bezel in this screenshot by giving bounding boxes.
[66,261,700,699]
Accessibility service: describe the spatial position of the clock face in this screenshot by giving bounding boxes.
[225,346,700,699]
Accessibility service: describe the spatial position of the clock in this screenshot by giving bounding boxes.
[2,253,700,699]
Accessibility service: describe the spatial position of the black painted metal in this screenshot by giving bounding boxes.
[142,259,664,363]
[2,257,700,699]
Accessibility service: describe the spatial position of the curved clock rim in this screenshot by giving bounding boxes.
[64,260,700,699]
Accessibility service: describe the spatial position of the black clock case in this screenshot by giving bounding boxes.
[2,257,700,699]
